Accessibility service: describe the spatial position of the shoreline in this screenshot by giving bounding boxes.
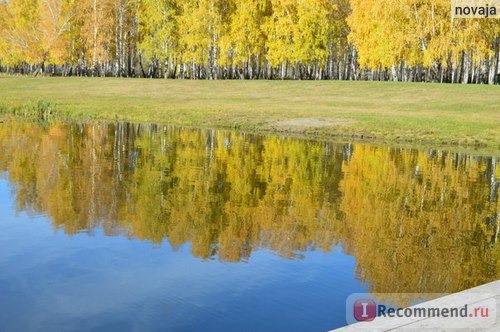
[1,76,499,153]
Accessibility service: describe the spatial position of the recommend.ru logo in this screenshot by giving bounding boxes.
[344,292,496,330]
[353,299,377,321]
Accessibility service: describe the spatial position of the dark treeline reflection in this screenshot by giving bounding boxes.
[0,121,498,294]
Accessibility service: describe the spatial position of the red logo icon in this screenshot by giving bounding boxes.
[353,299,377,321]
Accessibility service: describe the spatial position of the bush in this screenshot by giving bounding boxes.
[13,100,56,120]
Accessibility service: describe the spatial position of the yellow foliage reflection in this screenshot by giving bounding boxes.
[0,121,498,295]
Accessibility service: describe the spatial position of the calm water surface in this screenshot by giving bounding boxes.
[0,121,498,331]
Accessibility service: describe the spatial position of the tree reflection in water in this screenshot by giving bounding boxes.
[0,120,498,297]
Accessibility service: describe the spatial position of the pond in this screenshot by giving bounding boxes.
[0,120,498,331]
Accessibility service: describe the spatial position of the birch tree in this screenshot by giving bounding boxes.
[137,0,179,78]
[222,0,270,78]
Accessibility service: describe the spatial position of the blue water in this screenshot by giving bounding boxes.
[1,121,498,332]
[0,178,365,332]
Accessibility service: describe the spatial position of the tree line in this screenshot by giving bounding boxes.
[0,0,499,83]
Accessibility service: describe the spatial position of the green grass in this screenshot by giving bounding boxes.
[0,76,499,150]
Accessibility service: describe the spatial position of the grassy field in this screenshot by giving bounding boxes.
[1,76,499,150]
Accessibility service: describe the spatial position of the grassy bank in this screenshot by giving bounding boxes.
[0,76,499,149]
